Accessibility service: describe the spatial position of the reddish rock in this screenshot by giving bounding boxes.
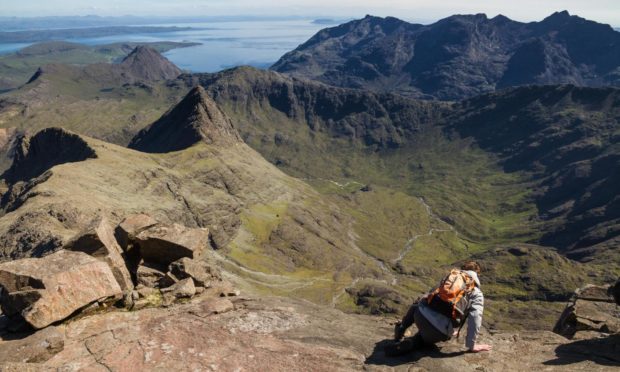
[161,278,195,306]
[168,257,220,287]
[65,216,133,292]
[0,250,122,329]
[0,326,64,363]
[115,214,159,250]
[203,280,240,297]
[188,297,234,318]
[136,263,167,288]
[554,284,620,338]
[135,224,210,265]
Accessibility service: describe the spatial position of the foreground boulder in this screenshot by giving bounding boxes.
[135,223,210,265]
[136,262,175,288]
[2,294,617,371]
[65,217,133,292]
[161,278,196,306]
[169,257,221,287]
[115,214,159,250]
[554,284,620,338]
[0,250,122,329]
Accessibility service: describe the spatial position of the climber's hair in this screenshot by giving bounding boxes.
[461,260,481,275]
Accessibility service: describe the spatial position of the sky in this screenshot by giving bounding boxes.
[1,0,619,27]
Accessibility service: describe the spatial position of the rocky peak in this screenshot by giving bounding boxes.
[272,11,620,100]
[128,86,242,153]
[120,45,182,81]
[2,127,96,184]
[542,10,572,23]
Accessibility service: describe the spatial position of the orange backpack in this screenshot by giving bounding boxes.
[427,269,476,326]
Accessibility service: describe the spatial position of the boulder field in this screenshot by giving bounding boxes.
[0,213,617,370]
[0,213,228,331]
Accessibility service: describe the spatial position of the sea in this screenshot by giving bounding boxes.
[0,19,328,72]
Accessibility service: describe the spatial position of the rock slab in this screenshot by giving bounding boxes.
[65,216,133,292]
[115,214,159,250]
[135,223,210,265]
[168,257,220,287]
[0,326,64,363]
[0,250,122,329]
[554,284,620,338]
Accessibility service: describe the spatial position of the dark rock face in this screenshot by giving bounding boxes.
[134,224,210,265]
[611,279,620,305]
[554,284,620,338]
[448,85,620,260]
[272,12,620,100]
[2,127,96,184]
[180,67,446,151]
[128,86,243,153]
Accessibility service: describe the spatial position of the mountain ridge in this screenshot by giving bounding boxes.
[272,11,620,100]
[129,86,242,153]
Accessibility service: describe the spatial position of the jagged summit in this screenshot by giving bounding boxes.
[272,11,620,100]
[120,45,182,81]
[128,86,242,153]
[2,127,97,184]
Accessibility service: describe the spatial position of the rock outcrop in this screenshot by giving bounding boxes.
[128,86,242,153]
[115,213,159,251]
[1,294,618,371]
[136,263,169,288]
[161,277,196,306]
[0,326,64,363]
[65,217,133,292]
[554,284,620,338]
[168,257,220,287]
[1,127,96,184]
[134,223,211,265]
[0,250,122,329]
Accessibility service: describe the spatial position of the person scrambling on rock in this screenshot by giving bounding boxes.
[387,261,492,356]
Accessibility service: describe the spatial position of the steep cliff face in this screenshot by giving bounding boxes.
[2,128,96,184]
[448,85,620,262]
[272,12,620,100]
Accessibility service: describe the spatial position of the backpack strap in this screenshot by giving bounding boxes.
[456,310,470,340]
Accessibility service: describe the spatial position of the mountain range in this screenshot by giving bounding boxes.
[272,11,620,100]
[0,10,617,353]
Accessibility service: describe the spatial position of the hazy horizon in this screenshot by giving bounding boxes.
[1,1,619,28]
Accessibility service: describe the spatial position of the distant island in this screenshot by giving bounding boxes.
[312,18,349,25]
[0,40,199,92]
[0,26,197,43]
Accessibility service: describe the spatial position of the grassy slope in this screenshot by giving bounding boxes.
[0,74,188,145]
